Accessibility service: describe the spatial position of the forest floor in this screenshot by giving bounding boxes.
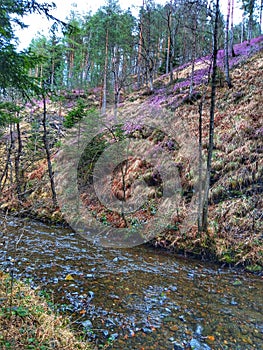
[0,36,262,272]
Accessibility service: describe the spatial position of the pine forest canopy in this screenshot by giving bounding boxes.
[0,0,262,95]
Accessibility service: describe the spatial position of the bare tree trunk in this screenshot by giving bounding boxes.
[137,0,145,89]
[112,46,121,121]
[148,58,154,92]
[201,0,220,232]
[230,0,235,56]
[15,121,23,201]
[198,99,204,234]
[190,11,197,96]
[241,12,245,42]
[260,0,263,34]
[0,125,14,192]
[224,0,233,88]
[247,0,256,42]
[166,33,171,76]
[42,95,57,207]
[102,28,109,115]
[166,6,172,75]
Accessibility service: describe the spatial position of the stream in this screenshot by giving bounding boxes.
[0,212,262,349]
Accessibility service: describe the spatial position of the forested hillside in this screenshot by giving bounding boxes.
[0,0,262,270]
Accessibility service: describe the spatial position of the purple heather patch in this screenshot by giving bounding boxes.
[171,35,263,94]
[255,127,263,137]
[149,94,166,106]
[122,120,143,135]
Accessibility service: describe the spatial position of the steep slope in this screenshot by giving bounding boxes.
[103,36,263,268]
[0,37,262,269]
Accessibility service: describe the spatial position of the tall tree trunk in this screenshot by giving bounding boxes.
[112,46,121,121]
[230,0,235,56]
[247,0,255,42]
[190,12,197,96]
[148,57,154,92]
[102,28,109,115]
[0,124,14,192]
[166,32,171,76]
[224,0,233,88]
[166,6,172,75]
[260,0,263,34]
[201,0,220,232]
[137,0,145,89]
[42,95,57,207]
[241,11,245,42]
[15,121,23,201]
[198,99,204,234]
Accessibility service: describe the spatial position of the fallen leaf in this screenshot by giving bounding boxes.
[207,335,215,341]
[65,274,74,281]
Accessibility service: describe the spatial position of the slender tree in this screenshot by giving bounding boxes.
[230,0,236,56]
[201,0,220,232]
[242,0,256,41]
[224,0,233,88]
[102,28,109,114]
[189,3,198,96]
[260,0,263,33]
[42,93,57,207]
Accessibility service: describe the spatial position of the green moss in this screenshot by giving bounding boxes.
[245,264,262,273]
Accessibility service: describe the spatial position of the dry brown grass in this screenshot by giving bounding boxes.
[0,271,92,349]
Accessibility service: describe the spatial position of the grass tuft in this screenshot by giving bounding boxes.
[0,271,91,350]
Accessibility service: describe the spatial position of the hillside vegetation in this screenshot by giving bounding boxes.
[0,36,262,270]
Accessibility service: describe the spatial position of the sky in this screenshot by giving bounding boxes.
[16,0,148,50]
[15,0,243,51]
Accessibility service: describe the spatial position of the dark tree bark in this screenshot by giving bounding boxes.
[0,125,15,192]
[190,10,198,95]
[230,0,236,57]
[224,0,233,88]
[260,0,263,34]
[201,0,220,232]
[15,121,23,201]
[42,95,57,207]
[198,99,204,233]
[101,28,109,115]
[137,3,144,89]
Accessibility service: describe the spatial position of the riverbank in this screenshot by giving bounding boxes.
[0,271,92,349]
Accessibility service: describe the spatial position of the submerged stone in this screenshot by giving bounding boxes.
[189,338,211,350]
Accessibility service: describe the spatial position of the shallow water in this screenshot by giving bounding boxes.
[0,213,262,349]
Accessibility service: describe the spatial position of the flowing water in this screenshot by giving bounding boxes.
[0,213,262,349]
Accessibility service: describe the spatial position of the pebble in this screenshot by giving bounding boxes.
[102,329,109,338]
[109,333,119,340]
[82,320,93,329]
[230,297,238,305]
[142,327,153,334]
[195,324,203,336]
[179,315,186,322]
[173,342,184,350]
[189,338,211,350]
